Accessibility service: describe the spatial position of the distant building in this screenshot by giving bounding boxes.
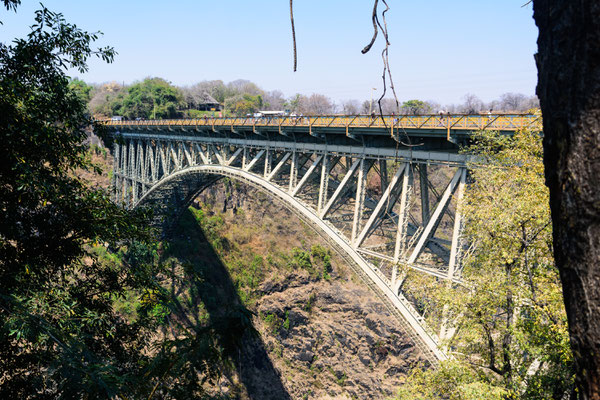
[196,93,223,111]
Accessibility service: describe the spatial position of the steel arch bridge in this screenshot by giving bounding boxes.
[105,113,541,363]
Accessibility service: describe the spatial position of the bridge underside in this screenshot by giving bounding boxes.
[111,128,472,363]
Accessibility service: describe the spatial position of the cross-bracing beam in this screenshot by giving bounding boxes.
[244,149,265,172]
[194,143,210,165]
[320,158,361,219]
[291,154,323,196]
[263,148,272,177]
[226,148,243,166]
[419,164,430,226]
[407,168,462,264]
[317,156,339,213]
[354,163,407,248]
[351,158,372,244]
[267,152,291,181]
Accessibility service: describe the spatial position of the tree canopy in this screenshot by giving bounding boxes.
[117,77,184,119]
[0,5,164,397]
[396,130,574,399]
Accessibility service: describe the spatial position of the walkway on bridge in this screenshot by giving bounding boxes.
[103,113,542,139]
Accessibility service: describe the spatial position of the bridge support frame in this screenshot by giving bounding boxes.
[111,132,473,363]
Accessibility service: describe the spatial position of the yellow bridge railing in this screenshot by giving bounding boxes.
[102,113,542,135]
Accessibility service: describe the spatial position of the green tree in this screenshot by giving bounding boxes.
[401,99,430,115]
[225,93,265,116]
[397,130,574,399]
[0,5,166,397]
[118,77,184,119]
[397,361,508,400]
[68,77,94,104]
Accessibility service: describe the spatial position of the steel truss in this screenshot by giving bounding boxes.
[113,133,469,363]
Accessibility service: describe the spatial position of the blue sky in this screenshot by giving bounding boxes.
[1,1,538,105]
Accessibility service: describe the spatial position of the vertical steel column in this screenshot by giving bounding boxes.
[242,147,248,169]
[176,142,183,170]
[112,142,121,204]
[419,164,430,226]
[447,168,467,280]
[130,140,138,205]
[143,140,151,186]
[159,143,169,176]
[320,158,360,219]
[345,156,353,173]
[137,140,146,199]
[289,151,298,192]
[120,139,128,207]
[317,154,330,213]
[379,159,388,194]
[393,164,413,263]
[355,163,406,248]
[145,141,154,185]
[221,144,230,166]
[153,141,161,182]
[263,148,272,177]
[205,144,214,165]
[351,158,368,245]
[439,169,466,341]
[137,140,144,178]
[408,169,462,264]
[291,154,323,197]
[168,142,181,171]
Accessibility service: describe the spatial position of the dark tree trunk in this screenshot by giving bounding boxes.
[533,1,600,399]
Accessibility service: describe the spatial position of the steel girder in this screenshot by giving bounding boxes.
[112,132,471,363]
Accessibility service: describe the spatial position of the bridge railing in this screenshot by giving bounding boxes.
[101,113,542,132]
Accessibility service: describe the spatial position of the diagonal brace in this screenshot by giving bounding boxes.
[244,149,265,172]
[267,152,292,181]
[194,144,210,164]
[226,148,243,166]
[355,163,407,248]
[291,154,323,196]
[407,169,462,264]
[320,158,361,218]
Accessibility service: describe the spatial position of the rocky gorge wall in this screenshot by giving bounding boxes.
[181,179,427,399]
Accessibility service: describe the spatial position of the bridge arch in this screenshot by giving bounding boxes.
[107,111,528,363]
[135,164,446,362]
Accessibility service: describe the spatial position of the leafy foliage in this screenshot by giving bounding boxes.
[116,77,184,119]
[396,130,574,399]
[0,5,226,398]
[401,99,431,114]
[224,93,264,116]
[68,77,94,104]
[397,361,508,400]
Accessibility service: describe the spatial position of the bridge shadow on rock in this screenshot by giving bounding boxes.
[163,207,291,400]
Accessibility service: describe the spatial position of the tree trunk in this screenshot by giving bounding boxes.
[533,1,600,398]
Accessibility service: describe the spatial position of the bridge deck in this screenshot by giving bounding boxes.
[103,113,542,137]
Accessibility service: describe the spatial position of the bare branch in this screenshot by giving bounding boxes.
[361,0,379,54]
[290,0,297,72]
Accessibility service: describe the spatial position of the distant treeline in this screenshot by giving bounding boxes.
[70,77,540,119]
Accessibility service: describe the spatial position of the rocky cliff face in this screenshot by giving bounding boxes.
[188,180,427,399]
[257,277,426,399]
